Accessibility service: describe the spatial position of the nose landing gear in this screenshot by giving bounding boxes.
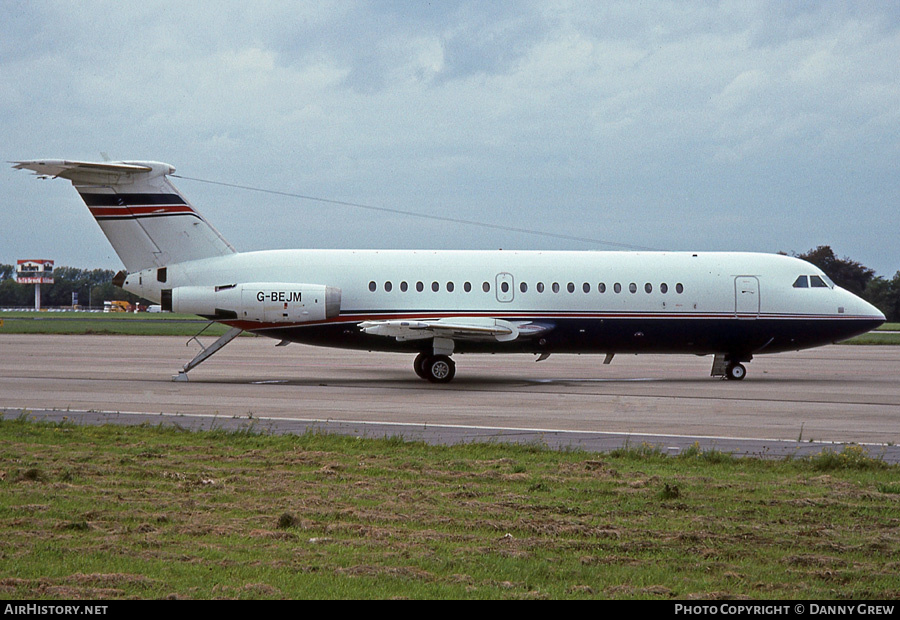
[711,354,750,380]
[725,362,746,381]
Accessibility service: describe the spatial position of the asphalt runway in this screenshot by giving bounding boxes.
[2,334,899,461]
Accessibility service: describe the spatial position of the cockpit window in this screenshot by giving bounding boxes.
[794,274,833,289]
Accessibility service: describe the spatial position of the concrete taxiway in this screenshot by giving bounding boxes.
[1,334,898,461]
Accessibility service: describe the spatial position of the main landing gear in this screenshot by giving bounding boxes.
[414,352,456,383]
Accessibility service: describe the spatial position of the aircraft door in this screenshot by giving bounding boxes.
[495,272,514,303]
[734,276,760,318]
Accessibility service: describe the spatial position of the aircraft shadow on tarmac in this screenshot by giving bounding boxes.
[179,372,829,388]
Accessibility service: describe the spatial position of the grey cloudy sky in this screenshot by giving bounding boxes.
[3,1,898,276]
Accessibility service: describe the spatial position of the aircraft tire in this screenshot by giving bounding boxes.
[424,355,456,383]
[726,362,747,381]
[413,352,430,380]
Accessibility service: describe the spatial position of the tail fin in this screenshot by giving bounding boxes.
[13,159,236,272]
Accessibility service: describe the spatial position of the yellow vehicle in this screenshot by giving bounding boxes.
[103,300,133,313]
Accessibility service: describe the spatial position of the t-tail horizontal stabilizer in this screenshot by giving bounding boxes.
[13,159,236,273]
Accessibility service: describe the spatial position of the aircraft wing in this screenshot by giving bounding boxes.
[358,317,553,343]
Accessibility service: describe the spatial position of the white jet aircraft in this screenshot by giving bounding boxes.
[13,159,885,383]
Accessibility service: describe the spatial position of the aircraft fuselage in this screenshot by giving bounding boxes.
[122,248,883,360]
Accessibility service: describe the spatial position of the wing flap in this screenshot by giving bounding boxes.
[359,317,552,343]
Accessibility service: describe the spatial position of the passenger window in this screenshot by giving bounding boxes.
[432,281,440,292]
[583,282,590,293]
[810,275,828,288]
[520,282,528,293]
[483,282,490,293]
[645,283,652,293]
[416,281,424,292]
[368,281,376,292]
[793,276,809,288]
[447,282,454,292]
[400,281,408,292]
[567,282,575,293]
[614,283,621,294]
[552,282,560,293]
[537,282,545,293]
[660,283,668,294]
[676,283,684,294]
[501,282,509,293]
[464,282,472,292]
[629,283,637,294]
[384,281,392,292]
[598,283,606,293]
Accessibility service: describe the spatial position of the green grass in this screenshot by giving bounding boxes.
[844,327,900,345]
[2,416,900,599]
[0,311,230,336]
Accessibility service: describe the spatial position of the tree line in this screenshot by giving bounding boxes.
[0,264,146,309]
[792,246,899,323]
[1,247,898,320]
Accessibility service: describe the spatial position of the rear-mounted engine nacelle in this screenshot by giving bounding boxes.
[166,282,341,323]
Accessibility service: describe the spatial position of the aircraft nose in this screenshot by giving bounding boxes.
[843,288,885,324]
[871,303,887,323]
